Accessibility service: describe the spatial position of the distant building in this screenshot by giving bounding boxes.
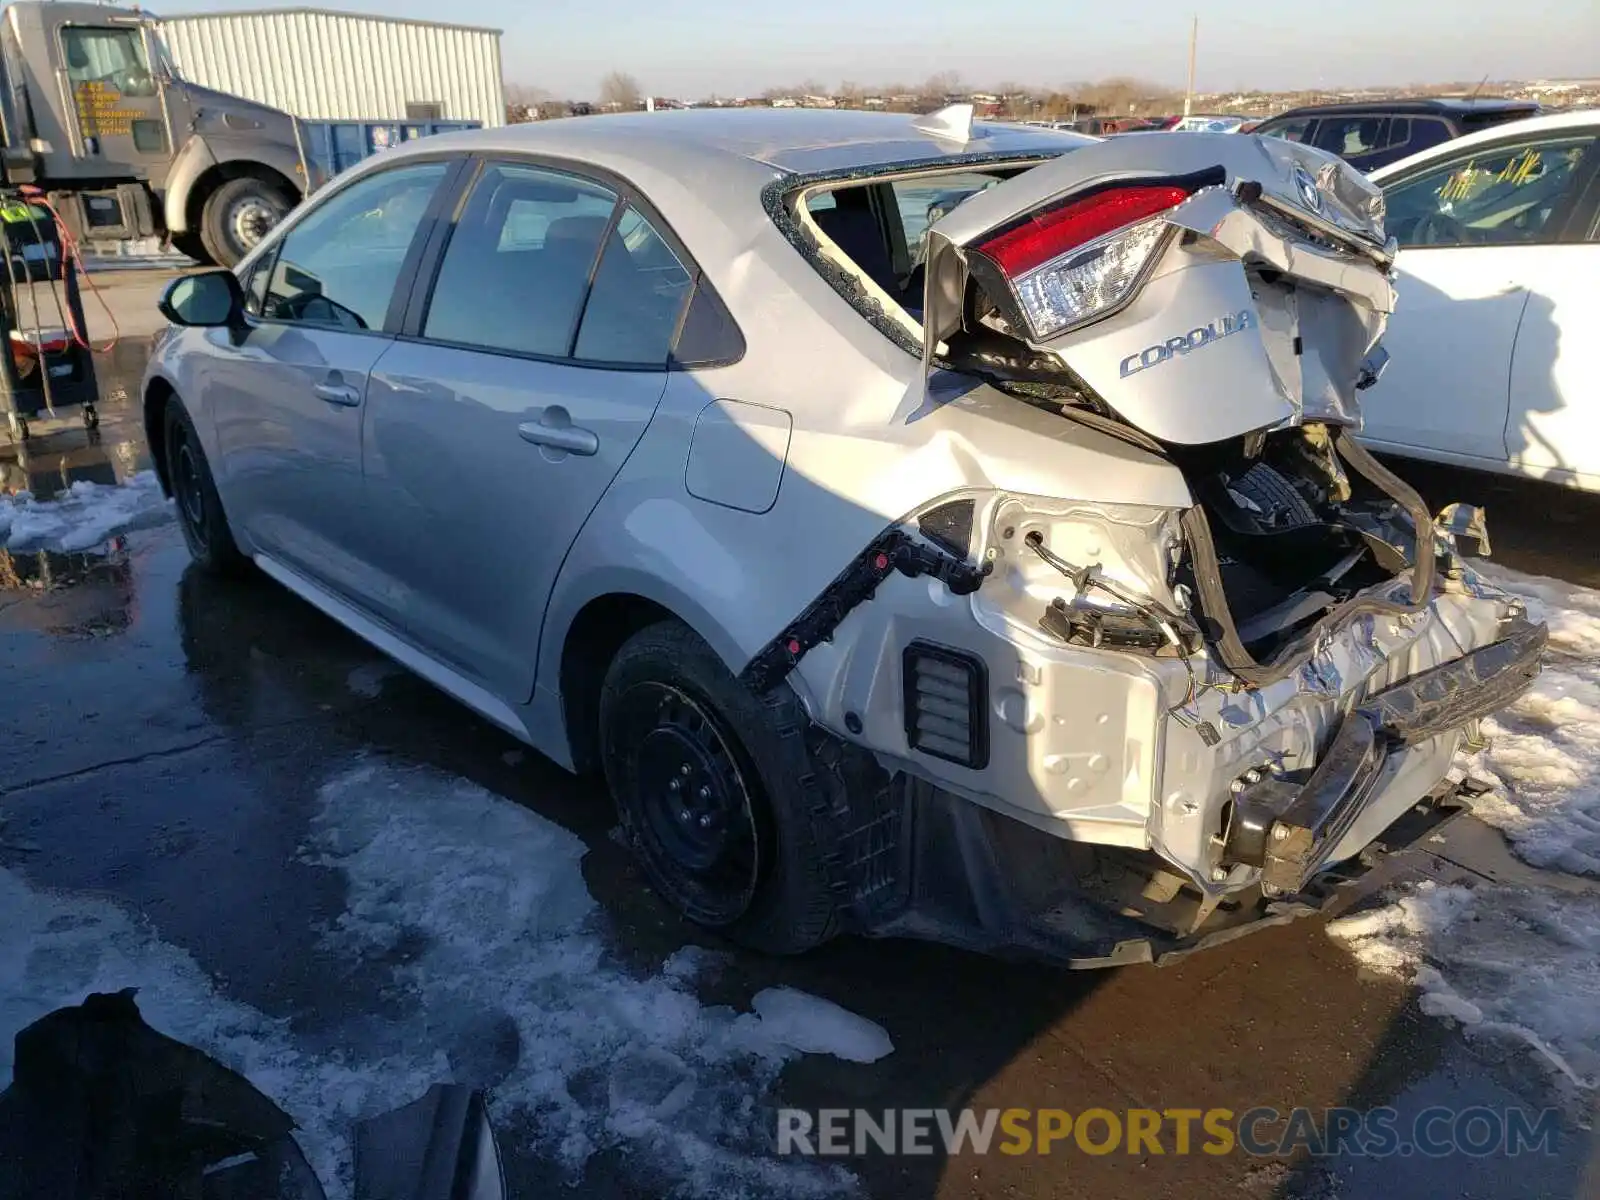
[158,8,505,127]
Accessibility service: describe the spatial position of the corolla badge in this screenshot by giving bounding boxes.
[1292,165,1323,214]
[1119,310,1255,377]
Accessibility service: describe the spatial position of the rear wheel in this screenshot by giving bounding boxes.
[200,176,293,268]
[599,622,839,954]
[164,396,248,576]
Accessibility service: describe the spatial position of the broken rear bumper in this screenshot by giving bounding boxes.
[1224,617,1545,895]
[841,767,1482,969]
[820,616,1543,969]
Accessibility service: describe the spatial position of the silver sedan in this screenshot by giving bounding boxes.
[144,109,1542,967]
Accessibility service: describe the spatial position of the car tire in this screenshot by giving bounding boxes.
[164,396,249,577]
[200,176,292,268]
[1229,461,1319,529]
[169,229,212,266]
[599,621,839,955]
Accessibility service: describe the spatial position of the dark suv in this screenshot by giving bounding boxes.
[1252,98,1541,172]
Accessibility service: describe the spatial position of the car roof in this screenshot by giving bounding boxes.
[389,108,1094,184]
[1369,108,1600,180]
[1264,97,1540,121]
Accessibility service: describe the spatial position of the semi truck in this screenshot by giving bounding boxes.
[0,1,320,266]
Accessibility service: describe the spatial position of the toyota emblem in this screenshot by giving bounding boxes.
[1293,166,1323,215]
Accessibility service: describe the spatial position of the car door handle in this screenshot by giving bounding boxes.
[314,381,361,407]
[518,409,598,457]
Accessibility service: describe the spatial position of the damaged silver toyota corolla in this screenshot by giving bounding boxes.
[144,108,1544,967]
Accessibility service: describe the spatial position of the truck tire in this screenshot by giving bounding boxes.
[169,230,212,266]
[599,621,840,955]
[164,394,248,577]
[199,176,292,268]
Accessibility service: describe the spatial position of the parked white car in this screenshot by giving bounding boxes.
[1361,110,1600,490]
[1169,115,1248,134]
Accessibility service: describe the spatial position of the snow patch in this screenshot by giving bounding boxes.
[1461,563,1600,878]
[733,988,896,1064]
[1328,882,1600,1090]
[2,763,885,1197]
[1327,565,1600,1090]
[0,867,368,1197]
[0,470,172,552]
[302,763,867,1196]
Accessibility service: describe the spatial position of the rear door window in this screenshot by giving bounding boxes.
[1259,116,1315,143]
[262,161,449,331]
[572,206,692,366]
[1313,116,1386,160]
[1406,117,1454,155]
[422,162,618,357]
[892,172,1003,258]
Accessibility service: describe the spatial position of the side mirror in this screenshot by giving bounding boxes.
[159,270,245,329]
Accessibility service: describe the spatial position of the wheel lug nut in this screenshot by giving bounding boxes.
[697,785,711,801]
[679,764,691,777]
[668,779,681,794]
[697,814,712,829]
[678,809,692,823]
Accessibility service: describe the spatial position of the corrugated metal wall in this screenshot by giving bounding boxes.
[158,9,505,127]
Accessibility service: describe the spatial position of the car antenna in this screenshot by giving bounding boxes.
[1466,74,1489,100]
[912,103,975,144]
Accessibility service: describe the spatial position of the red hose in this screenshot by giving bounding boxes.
[16,184,121,353]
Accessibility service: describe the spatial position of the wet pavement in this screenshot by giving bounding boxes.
[2,313,1598,1199]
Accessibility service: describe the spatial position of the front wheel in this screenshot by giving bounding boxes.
[169,229,213,266]
[199,176,292,268]
[599,622,840,954]
[164,396,248,576]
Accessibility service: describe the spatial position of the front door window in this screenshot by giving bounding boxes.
[1384,135,1595,247]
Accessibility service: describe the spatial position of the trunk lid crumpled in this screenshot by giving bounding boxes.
[920,133,1394,446]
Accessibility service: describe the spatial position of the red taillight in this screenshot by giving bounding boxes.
[975,184,1190,276]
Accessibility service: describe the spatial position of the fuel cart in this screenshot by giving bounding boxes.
[0,192,98,443]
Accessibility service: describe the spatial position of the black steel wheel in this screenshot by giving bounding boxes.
[599,621,840,954]
[163,396,248,576]
[612,681,763,925]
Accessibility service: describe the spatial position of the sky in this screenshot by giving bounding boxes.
[167,0,1600,100]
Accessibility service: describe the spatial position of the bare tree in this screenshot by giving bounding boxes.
[836,79,865,108]
[918,70,965,107]
[599,71,643,110]
[504,81,547,123]
[504,82,547,106]
[1074,76,1177,118]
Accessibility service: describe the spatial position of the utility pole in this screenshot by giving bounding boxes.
[1183,16,1197,117]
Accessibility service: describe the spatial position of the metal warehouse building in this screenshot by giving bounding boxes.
[158,8,505,128]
